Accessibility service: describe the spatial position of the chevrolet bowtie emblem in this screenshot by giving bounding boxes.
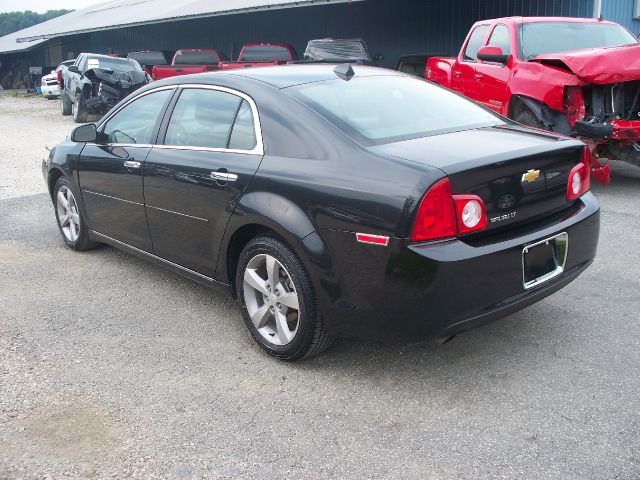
[522,169,541,183]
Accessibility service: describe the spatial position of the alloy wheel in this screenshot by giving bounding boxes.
[242,253,300,346]
[56,186,81,243]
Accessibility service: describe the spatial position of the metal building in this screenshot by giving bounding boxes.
[0,0,634,84]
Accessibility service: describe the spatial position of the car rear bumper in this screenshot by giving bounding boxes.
[315,192,600,341]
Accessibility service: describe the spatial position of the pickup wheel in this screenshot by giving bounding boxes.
[608,144,640,168]
[73,93,88,123]
[60,93,72,116]
[514,108,545,130]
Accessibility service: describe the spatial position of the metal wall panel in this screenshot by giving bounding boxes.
[601,0,640,34]
[2,0,594,70]
[87,0,594,68]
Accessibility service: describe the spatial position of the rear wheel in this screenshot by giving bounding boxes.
[53,177,98,251]
[60,93,72,115]
[513,108,545,130]
[236,236,332,361]
[73,93,88,123]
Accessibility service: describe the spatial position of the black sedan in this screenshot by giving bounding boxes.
[42,64,600,360]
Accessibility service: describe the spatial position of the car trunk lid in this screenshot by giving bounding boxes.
[370,125,586,235]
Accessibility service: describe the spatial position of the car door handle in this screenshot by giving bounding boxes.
[454,70,461,78]
[210,171,238,182]
[124,160,141,169]
[474,73,484,79]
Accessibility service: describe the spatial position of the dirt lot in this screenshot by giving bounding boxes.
[1,94,640,479]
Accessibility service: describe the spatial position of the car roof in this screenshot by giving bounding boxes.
[487,16,619,25]
[204,64,402,89]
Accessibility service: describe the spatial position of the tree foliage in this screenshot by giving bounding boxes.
[0,10,73,38]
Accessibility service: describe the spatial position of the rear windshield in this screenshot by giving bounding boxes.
[128,51,169,66]
[519,22,638,59]
[240,45,292,62]
[287,75,503,145]
[174,51,219,65]
[86,57,142,72]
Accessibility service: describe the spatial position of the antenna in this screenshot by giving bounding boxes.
[333,64,355,81]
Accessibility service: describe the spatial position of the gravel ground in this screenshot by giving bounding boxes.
[1,94,639,480]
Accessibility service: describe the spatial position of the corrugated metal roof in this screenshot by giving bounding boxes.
[0,0,362,54]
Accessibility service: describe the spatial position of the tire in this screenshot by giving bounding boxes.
[53,177,98,251]
[607,144,640,168]
[60,93,72,116]
[236,236,333,361]
[73,92,88,123]
[513,108,545,130]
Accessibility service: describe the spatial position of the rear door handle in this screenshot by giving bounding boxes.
[124,160,141,169]
[454,70,461,78]
[474,73,484,79]
[210,171,238,182]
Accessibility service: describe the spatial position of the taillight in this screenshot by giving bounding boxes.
[410,178,457,242]
[411,178,487,242]
[453,195,487,234]
[566,147,591,201]
[56,70,62,84]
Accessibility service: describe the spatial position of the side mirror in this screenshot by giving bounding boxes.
[71,123,97,143]
[67,65,82,75]
[373,53,384,62]
[477,45,508,64]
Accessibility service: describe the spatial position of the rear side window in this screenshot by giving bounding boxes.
[164,88,256,150]
[102,89,172,144]
[487,24,511,55]
[229,100,257,150]
[464,25,490,61]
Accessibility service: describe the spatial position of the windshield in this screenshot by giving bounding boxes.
[520,22,638,58]
[287,75,504,145]
[86,57,142,72]
[174,51,219,65]
[240,45,292,62]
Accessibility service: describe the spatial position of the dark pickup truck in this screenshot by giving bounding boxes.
[60,53,149,123]
[152,49,223,80]
[218,43,296,70]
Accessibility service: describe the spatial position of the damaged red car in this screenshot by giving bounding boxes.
[427,17,640,183]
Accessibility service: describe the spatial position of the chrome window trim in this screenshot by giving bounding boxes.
[95,83,264,156]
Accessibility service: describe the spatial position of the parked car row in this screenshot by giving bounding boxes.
[52,39,380,122]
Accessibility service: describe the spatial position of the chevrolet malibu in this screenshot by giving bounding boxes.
[42,65,600,360]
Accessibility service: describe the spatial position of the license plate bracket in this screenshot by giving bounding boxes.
[522,232,568,289]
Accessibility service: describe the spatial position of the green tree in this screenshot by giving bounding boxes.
[0,9,73,38]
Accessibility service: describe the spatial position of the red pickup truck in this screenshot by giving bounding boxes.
[218,43,296,70]
[152,49,222,80]
[427,16,640,183]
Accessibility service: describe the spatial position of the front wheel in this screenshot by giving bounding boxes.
[513,108,545,130]
[73,93,88,123]
[607,144,640,168]
[53,177,98,251]
[236,236,332,361]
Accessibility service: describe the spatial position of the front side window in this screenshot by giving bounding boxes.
[464,25,490,61]
[102,89,172,144]
[288,75,503,145]
[487,24,511,55]
[165,88,256,150]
